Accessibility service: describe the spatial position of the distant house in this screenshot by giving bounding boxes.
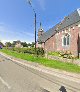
[37,8,80,57]
[15,40,23,48]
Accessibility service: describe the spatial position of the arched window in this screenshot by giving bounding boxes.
[67,35,70,45]
[63,36,66,45]
[62,33,70,46]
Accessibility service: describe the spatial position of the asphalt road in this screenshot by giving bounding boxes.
[0,54,80,92]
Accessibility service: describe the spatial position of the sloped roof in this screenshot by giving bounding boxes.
[38,8,80,42]
[38,25,57,42]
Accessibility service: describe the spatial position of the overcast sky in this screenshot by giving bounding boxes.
[0,0,80,43]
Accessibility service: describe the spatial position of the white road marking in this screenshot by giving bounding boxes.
[0,76,11,89]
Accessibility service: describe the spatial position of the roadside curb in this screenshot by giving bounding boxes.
[0,52,80,84]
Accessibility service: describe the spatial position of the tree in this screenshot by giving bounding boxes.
[27,43,31,47]
[0,42,4,47]
[11,41,16,47]
[31,42,35,47]
[21,42,28,47]
[5,42,12,47]
[11,40,22,47]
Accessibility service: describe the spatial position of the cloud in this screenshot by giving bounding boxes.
[0,24,34,43]
[37,0,46,10]
[1,40,13,44]
[1,39,33,44]
[0,25,34,37]
[20,31,34,37]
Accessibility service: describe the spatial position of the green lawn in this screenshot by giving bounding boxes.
[0,49,80,73]
[48,51,60,56]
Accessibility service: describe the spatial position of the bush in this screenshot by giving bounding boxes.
[36,47,44,56]
[5,47,44,56]
[5,47,45,57]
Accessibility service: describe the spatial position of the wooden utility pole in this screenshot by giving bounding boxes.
[27,0,36,52]
[34,13,36,52]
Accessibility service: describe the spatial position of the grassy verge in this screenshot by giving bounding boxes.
[48,51,60,56]
[0,49,80,73]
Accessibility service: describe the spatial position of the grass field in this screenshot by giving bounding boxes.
[0,49,80,73]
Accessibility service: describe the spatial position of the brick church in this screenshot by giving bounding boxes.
[37,8,80,57]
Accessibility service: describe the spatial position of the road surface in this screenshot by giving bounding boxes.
[0,54,80,92]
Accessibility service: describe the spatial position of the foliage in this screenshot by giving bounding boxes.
[36,47,44,56]
[27,42,35,47]
[6,47,45,56]
[5,42,12,47]
[4,41,35,48]
[48,51,60,56]
[0,49,80,73]
[21,42,28,47]
[31,42,35,47]
[0,42,4,47]
[6,47,35,54]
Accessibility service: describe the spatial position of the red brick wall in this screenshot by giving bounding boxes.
[44,23,80,56]
[70,25,79,56]
[45,35,56,51]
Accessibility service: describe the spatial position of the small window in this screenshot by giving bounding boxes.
[67,35,70,45]
[63,36,66,45]
[62,34,70,46]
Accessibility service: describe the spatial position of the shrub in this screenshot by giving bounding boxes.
[13,48,35,54]
[36,47,44,56]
